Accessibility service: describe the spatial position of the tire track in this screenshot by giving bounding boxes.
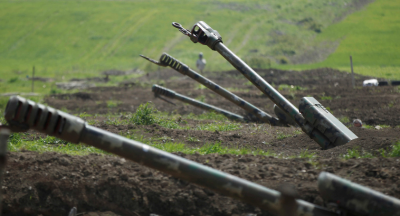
[209,16,258,61]
[79,11,147,62]
[1,9,59,55]
[102,10,158,59]
[233,22,259,54]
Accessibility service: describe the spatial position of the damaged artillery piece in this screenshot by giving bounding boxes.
[1,96,400,216]
[171,21,358,150]
[141,53,295,127]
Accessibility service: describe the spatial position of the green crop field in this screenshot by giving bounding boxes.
[283,0,400,80]
[0,0,399,95]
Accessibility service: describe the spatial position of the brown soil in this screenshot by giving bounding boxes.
[4,152,400,216]
[46,68,398,126]
[4,67,400,215]
[95,123,400,159]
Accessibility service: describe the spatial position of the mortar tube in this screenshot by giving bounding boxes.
[152,85,245,122]
[156,53,287,126]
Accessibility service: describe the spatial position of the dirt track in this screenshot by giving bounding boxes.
[4,67,400,215]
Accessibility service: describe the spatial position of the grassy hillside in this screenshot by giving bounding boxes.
[0,1,369,81]
[280,0,400,79]
[1,0,399,96]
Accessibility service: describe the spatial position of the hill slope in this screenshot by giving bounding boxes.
[282,0,400,79]
[0,0,372,78]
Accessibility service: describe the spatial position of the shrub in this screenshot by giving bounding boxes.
[130,102,157,125]
[8,133,22,145]
[202,142,223,154]
[8,77,18,83]
[278,56,289,64]
[50,88,62,95]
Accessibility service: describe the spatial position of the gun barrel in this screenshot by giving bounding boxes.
[174,21,358,149]
[214,43,303,124]
[4,96,338,216]
[214,43,334,147]
[160,53,287,126]
[318,172,400,216]
[154,53,287,126]
[152,84,245,122]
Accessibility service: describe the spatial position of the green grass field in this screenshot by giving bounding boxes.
[0,1,381,82]
[280,0,400,79]
[0,0,399,94]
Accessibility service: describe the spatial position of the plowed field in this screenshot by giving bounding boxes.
[4,68,400,216]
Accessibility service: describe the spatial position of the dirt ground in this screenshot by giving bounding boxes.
[4,151,400,216]
[3,67,400,215]
[46,67,400,126]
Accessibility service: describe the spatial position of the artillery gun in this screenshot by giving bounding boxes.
[152,84,246,122]
[2,96,400,216]
[171,21,358,149]
[141,53,295,127]
[2,96,331,215]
